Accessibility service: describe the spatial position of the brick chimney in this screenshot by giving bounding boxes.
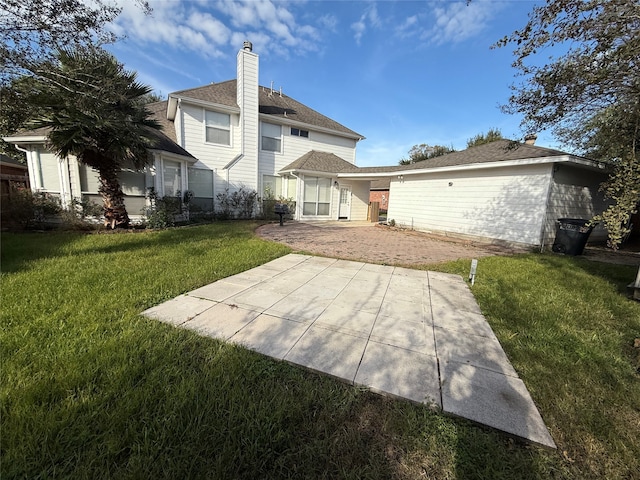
[524,134,537,145]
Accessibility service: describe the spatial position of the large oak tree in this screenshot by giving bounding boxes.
[496,0,640,248]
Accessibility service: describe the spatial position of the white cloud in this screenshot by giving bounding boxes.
[111,0,323,60]
[423,0,498,45]
[318,14,338,33]
[351,4,381,46]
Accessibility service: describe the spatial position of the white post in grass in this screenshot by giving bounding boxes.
[634,266,640,301]
[469,259,478,286]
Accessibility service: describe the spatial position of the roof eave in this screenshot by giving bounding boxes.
[150,149,198,163]
[278,168,340,177]
[259,113,364,141]
[170,94,240,114]
[2,135,48,144]
[388,155,606,177]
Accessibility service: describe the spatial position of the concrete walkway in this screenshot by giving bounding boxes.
[142,254,555,448]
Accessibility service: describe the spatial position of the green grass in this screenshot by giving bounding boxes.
[2,223,639,479]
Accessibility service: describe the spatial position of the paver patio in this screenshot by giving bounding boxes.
[143,253,556,448]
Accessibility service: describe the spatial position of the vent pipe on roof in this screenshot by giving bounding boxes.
[524,134,537,145]
[243,40,252,52]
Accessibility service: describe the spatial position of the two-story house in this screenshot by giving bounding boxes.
[5,41,371,222]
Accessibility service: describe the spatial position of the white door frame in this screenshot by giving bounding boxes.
[338,184,351,220]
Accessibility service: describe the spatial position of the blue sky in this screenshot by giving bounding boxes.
[106,0,551,167]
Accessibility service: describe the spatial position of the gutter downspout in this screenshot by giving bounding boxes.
[223,153,244,190]
[14,144,41,190]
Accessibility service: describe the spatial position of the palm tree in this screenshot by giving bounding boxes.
[29,47,160,228]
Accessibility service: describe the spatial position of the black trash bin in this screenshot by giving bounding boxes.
[552,218,594,256]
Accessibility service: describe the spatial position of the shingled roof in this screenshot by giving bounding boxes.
[279,151,358,173]
[392,139,582,171]
[279,140,595,180]
[6,101,194,160]
[171,81,363,139]
[145,101,195,158]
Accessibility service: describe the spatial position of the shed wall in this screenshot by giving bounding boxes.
[543,164,610,246]
[386,164,553,245]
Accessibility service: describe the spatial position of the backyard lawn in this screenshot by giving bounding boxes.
[2,222,639,479]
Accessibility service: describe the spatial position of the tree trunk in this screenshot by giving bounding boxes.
[97,165,130,229]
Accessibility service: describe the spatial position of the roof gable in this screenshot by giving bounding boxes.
[170,80,363,139]
[280,151,357,174]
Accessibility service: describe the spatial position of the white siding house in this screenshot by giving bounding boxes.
[377,140,610,248]
[4,43,612,246]
[5,42,367,222]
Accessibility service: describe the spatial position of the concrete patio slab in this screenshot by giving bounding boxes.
[432,305,498,338]
[355,341,441,406]
[314,303,377,338]
[435,327,519,377]
[264,294,332,323]
[230,313,308,359]
[142,254,555,448]
[370,315,434,354]
[142,294,215,325]
[189,281,249,302]
[284,325,368,380]
[441,361,556,448]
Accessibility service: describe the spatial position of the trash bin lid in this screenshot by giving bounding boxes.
[557,218,589,226]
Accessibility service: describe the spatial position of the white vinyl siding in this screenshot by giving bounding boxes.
[261,122,282,152]
[205,110,231,146]
[387,164,552,246]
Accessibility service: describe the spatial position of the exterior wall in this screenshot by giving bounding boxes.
[257,125,358,194]
[237,47,259,192]
[369,189,389,210]
[386,164,553,246]
[349,181,371,221]
[542,164,610,246]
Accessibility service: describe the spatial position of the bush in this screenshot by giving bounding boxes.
[216,186,258,220]
[1,183,62,229]
[143,188,183,229]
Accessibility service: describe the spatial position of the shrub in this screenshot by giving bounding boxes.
[143,188,182,229]
[216,186,258,219]
[1,183,62,229]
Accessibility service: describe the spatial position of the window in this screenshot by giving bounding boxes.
[261,122,282,152]
[188,168,214,212]
[291,127,309,138]
[163,160,181,197]
[263,175,282,199]
[303,176,331,216]
[205,110,231,145]
[284,175,296,198]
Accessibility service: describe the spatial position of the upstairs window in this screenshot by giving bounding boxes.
[261,122,282,152]
[205,110,231,146]
[291,127,309,138]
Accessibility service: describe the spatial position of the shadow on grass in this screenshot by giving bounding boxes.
[2,313,556,479]
[0,222,261,275]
